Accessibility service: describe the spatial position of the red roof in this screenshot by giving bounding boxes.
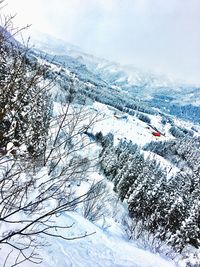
[152,132,161,137]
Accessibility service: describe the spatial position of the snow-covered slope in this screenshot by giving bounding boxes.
[25,101,200,266]
[1,97,198,267]
[2,31,198,267]
[13,211,176,267]
[0,100,181,267]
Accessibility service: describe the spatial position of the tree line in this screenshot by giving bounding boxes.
[97,133,199,257]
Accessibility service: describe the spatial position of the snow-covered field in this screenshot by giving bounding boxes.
[92,102,167,146]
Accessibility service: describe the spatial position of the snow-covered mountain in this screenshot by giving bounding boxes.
[30,32,199,98]
[29,32,200,123]
[1,29,199,267]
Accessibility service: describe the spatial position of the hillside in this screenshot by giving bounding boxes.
[0,26,199,267]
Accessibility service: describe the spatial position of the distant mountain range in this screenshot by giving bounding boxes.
[28,32,200,124]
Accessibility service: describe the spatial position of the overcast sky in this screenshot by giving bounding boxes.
[4,0,200,85]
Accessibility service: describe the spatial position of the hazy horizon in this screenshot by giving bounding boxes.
[4,0,200,85]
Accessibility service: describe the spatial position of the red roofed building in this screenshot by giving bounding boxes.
[152,132,161,137]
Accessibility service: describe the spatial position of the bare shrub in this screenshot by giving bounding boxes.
[122,217,168,254]
[82,180,111,222]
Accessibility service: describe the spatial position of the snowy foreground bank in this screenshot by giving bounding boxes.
[8,211,176,267]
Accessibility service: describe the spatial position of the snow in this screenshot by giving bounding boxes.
[143,151,179,179]
[2,210,176,267]
[0,116,179,267]
[92,102,167,146]
[2,59,199,267]
[90,101,199,180]
[25,101,184,267]
[43,212,176,267]
[1,98,197,267]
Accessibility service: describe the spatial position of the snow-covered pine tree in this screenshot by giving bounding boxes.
[127,165,153,220]
[100,144,118,180]
[123,151,145,199]
[174,195,200,252]
[113,157,130,192]
[0,25,52,157]
[161,172,191,245]
[169,170,200,251]
[116,152,144,201]
[127,159,167,230]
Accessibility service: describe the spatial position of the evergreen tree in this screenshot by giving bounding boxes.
[124,152,145,199]
[100,145,118,180]
[0,27,52,156]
